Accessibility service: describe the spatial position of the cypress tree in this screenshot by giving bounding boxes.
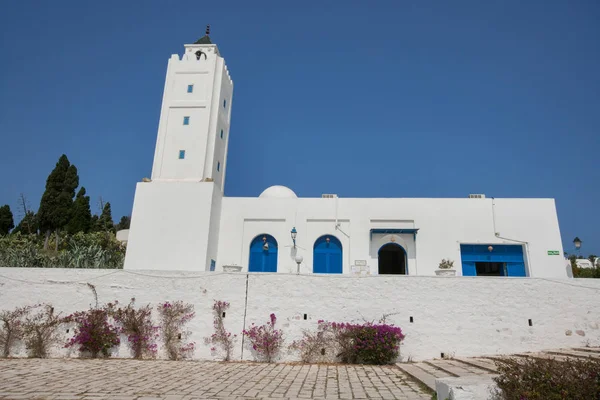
[98,202,115,233]
[0,205,14,235]
[89,215,100,233]
[67,187,92,234]
[37,155,79,249]
[12,211,37,235]
[116,216,131,231]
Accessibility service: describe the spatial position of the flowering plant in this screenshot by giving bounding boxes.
[242,313,283,363]
[438,259,454,269]
[157,301,195,360]
[64,306,120,358]
[206,300,236,361]
[22,304,65,358]
[107,299,158,359]
[0,305,31,358]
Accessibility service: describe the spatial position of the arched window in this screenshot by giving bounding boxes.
[313,235,343,274]
[378,243,407,275]
[249,234,278,272]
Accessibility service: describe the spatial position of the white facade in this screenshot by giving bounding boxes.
[125,37,567,278]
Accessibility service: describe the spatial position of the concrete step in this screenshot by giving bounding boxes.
[396,363,450,392]
[572,347,600,354]
[424,360,482,376]
[511,352,572,362]
[453,357,499,373]
[544,349,600,359]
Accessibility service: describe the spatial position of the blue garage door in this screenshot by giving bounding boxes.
[460,244,526,277]
[313,235,343,274]
[249,234,278,272]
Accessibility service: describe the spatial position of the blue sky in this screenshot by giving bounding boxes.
[1,0,598,255]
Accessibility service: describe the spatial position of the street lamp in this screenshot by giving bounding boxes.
[291,227,297,248]
[573,237,582,254]
[295,255,303,274]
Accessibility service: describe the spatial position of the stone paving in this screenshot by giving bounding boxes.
[0,359,432,400]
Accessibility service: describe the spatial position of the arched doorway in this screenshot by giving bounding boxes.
[378,243,407,275]
[313,235,343,274]
[249,234,278,272]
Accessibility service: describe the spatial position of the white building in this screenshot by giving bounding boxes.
[124,34,567,278]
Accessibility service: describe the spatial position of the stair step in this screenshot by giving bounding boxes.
[544,349,600,359]
[424,360,474,376]
[572,347,600,354]
[453,357,499,373]
[396,363,449,392]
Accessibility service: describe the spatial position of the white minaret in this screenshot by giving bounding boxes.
[151,26,233,192]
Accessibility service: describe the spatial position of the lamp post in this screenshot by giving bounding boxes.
[295,255,303,275]
[291,227,297,248]
[573,237,582,256]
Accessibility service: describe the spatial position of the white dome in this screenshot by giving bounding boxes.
[259,185,298,199]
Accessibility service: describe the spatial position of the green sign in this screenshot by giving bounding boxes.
[547,250,560,256]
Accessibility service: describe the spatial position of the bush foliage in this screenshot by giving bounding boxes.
[64,306,120,358]
[0,232,125,268]
[243,313,284,363]
[108,299,158,359]
[493,356,600,400]
[157,301,195,360]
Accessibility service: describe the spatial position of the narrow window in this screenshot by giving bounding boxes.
[183,116,190,125]
[187,84,194,93]
[220,129,224,139]
[223,99,227,108]
[178,150,185,159]
[217,162,220,171]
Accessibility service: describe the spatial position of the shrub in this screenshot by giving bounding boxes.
[22,304,64,358]
[290,321,405,365]
[0,305,31,357]
[157,301,195,360]
[108,299,158,359]
[243,313,283,363]
[493,356,600,400]
[64,306,120,358]
[206,300,236,361]
[438,259,454,269]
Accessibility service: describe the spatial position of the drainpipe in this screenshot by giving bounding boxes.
[491,197,532,276]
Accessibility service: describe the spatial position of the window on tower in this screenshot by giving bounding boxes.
[183,116,190,125]
[179,150,186,159]
[187,84,194,93]
[223,99,227,108]
[220,129,224,139]
[217,162,220,172]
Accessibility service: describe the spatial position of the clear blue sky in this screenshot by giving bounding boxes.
[1,0,598,255]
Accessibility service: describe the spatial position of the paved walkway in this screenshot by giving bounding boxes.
[0,359,432,400]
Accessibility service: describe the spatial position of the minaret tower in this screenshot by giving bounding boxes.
[151,25,233,192]
[125,29,232,271]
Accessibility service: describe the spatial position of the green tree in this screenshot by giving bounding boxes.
[89,215,100,233]
[66,187,92,234]
[98,202,115,233]
[115,216,131,231]
[0,205,15,235]
[37,155,79,249]
[12,211,38,235]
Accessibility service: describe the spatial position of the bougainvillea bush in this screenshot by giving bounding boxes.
[492,356,600,400]
[243,313,283,363]
[0,305,31,357]
[22,304,65,358]
[64,306,120,358]
[291,321,405,365]
[107,299,158,359]
[206,300,236,361]
[157,301,195,360]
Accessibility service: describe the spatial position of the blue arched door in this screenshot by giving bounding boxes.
[313,235,343,274]
[249,234,278,272]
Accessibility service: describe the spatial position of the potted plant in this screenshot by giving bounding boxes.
[435,259,456,276]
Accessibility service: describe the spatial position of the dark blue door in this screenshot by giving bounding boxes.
[460,244,526,277]
[313,235,343,274]
[249,234,278,272]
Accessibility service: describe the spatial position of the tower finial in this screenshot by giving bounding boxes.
[206,24,210,36]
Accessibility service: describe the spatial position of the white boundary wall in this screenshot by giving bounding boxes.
[1,269,599,361]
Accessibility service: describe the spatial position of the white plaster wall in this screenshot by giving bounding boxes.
[125,182,217,271]
[214,196,566,278]
[0,269,598,362]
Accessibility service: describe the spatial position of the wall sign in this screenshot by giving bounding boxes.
[547,251,560,256]
[355,260,367,266]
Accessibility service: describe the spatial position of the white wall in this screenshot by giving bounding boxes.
[1,269,598,362]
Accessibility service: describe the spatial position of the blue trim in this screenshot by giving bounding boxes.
[178,150,185,159]
[313,235,343,274]
[183,116,190,125]
[249,234,278,272]
[370,228,419,241]
[460,244,526,277]
[187,84,194,93]
[209,259,215,271]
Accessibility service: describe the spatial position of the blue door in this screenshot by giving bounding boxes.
[460,244,526,277]
[313,235,343,274]
[249,234,278,272]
